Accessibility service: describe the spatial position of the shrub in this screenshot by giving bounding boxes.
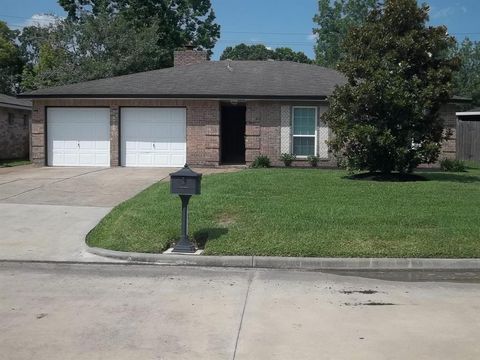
[250,155,271,168]
[280,153,296,167]
[307,155,319,167]
[440,158,466,172]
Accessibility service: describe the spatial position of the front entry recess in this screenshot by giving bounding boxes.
[221,105,246,164]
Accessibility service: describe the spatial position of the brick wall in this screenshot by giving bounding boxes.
[245,101,336,167]
[0,106,30,160]
[31,99,220,166]
[30,98,461,168]
[439,103,458,160]
[173,50,208,67]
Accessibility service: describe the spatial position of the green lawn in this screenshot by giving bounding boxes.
[86,166,480,258]
[0,158,31,168]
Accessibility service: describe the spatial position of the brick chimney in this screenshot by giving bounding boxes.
[174,45,208,67]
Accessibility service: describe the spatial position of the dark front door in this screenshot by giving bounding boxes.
[221,106,246,164]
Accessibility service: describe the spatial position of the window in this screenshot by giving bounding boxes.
[8,113,14,126]
[292,107,317,156]
[23,114,29,128]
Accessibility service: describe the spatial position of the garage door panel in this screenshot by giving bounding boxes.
[153,154,170,164]
[137,153,154,167]
[153,142,169,151]
[121,108,186,167]
[170,142,186,151]
[47,108,110,167]
[137,142,153,151]
[170,154,186,165]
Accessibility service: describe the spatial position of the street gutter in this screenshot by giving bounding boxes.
[87,246,480,271]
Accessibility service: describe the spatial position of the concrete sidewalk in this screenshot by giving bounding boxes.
[1,262,480,360]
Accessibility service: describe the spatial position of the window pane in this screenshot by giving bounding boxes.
[293,137,315,156]
[293,108,316,135]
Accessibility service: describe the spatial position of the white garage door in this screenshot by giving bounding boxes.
[121,108,186,167]
[47,108,110,167]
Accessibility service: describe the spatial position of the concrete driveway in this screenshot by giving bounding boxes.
[0,166,228,262]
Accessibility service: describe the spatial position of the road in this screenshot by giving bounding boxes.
[1,262,480,360]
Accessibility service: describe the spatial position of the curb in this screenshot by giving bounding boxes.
[87,247,480,271]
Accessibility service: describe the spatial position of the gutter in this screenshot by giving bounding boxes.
[17,94,329,101]
[456,112,480,116]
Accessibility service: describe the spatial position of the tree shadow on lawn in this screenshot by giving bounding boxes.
[344,172,480,183]
[193,227,229,249]
[422,172,480,183]
[344,172,428,182]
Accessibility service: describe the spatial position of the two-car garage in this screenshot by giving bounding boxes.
[47,107,186,167]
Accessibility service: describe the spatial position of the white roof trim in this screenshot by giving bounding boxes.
[456,112,480,116]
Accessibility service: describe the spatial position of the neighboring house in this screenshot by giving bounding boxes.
[19,48,465,168]
[0,94,32,160]
[456,108,480,162]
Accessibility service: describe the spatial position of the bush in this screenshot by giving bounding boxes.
[251,155,271,168]
[307,155,319,167]
[280,153,296,167]
[440,158,466,172]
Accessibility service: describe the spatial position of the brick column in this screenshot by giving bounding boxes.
[31,103,46,166]
[245,102,261,164]
[110,106,120,166]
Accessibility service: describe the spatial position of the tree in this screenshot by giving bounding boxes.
[0,21,24,94]
[20,13,168,90]
[313,0,376,68]
[220,43,313,63]
[58,0,220,58]
[323,0,460,174]
[453,38,480,105]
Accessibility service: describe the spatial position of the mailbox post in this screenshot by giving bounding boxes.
[170,164,202,253]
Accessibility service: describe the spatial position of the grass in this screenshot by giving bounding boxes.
[0,158,31,168]
[86,165,480,258]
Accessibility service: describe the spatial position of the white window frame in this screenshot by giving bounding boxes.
[291,106,317,158]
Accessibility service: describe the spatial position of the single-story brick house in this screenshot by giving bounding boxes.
[0,94,31,160]
[20,48,465,167]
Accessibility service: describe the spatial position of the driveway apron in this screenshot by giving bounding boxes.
[0,166,175,261]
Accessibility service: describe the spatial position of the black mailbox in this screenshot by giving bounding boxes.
[169,164,202,253]
[170,164,202,195]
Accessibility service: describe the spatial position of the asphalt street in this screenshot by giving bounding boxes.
[1,262,480,360]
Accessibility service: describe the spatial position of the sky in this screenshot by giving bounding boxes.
[1,0,479,60]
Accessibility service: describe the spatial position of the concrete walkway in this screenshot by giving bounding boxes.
[0,166,230,262]
[1,262,480,360]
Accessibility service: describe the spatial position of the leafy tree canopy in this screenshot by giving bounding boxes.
[58,0,220,57]
[453,38,480,105]
[0,21,24,94]
[323,0,460,174]
[313,0,376,68]
[21,13,169,90]
[20,0,220,91]
[220,43,313,64]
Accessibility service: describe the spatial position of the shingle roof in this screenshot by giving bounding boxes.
[19,61,347,100]
[0,94,32,110]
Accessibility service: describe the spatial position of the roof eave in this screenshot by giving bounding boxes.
[0,102,32,111]
[18,93,329,101]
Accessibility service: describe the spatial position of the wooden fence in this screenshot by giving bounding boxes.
[457,116,480,162]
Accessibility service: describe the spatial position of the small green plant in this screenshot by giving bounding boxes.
[440,158,466,172]
[280,153,296,167]
[251,155,271,168]
[307,155,319,167]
